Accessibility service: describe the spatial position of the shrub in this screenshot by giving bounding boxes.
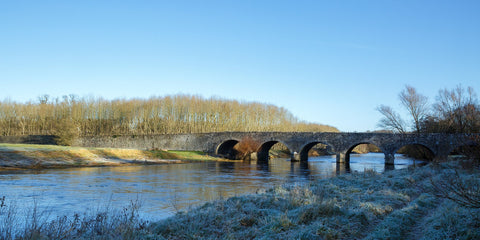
[234,136,260,160]
[430,170,480,208]
[54,119,79,146]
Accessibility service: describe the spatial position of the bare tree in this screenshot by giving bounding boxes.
[377,85,428,133]
[376,105,406,133]
[399,85,428,133]
[433,85,480,133]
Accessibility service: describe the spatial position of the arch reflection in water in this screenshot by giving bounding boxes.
[0,153,422,222]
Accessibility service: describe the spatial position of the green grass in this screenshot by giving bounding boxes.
[165,150,220,161]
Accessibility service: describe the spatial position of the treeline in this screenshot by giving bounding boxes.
[377,85,480,160]
[377,85,480,134]
[0,94,338,140]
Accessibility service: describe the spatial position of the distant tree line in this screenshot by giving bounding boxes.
[0,94,338,144]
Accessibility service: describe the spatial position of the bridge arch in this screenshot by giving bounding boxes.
[344,142,385,163]
[256,140,292,163]
[216,139,240,159]
[447,139,480,160]
[393,143,435,161]
[299,141,335,162]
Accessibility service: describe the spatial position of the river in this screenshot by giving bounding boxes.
[0,153,423,221]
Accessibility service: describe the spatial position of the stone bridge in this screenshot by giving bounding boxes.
[75,132,479,165]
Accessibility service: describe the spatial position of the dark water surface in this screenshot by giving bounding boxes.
[0,153,423,221]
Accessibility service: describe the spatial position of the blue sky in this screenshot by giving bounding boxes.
[1,0,479,132]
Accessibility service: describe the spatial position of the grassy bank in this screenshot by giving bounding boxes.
[0,143,222,170]
[1,161,479,239]
[150,162,480,239]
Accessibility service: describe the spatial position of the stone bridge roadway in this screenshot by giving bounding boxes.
[77,132,479,165]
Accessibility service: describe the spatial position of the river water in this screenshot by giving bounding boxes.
[0,153,423,221]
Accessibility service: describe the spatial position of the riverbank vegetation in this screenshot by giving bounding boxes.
[1,160,479,239]
[0,94,337,144]
[0,143,221,170]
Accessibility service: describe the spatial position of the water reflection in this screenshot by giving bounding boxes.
[0,153,423,221]
[384,164,395,171]
[336,162,351,175]
[256,162,270,176]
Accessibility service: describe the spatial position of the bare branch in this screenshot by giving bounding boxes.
[376,105,406,133]
[430,170,480,208]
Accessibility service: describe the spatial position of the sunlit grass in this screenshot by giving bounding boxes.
[165,150,220,160]
[0,143,82,151]
[0,143,223,170]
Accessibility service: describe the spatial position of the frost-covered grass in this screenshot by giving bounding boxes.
[0,197,150,240]
[151,162,480,239]
[1,161,479,239]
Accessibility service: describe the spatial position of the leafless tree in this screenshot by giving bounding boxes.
[433,85,480,133]
[377,85,428,133]
[376,105,406,133]
[399,85,429,133]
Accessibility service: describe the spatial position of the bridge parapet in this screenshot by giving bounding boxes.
[75,132,479,165]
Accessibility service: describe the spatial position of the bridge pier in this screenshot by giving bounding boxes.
[256,151,269,163]
[384,152,395,165]
[433,154,448,162]
[250,152,258,161]
[336,162,350,175]
[433,146,451,162]
[291,152,301,162]
[336,153,348,163]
